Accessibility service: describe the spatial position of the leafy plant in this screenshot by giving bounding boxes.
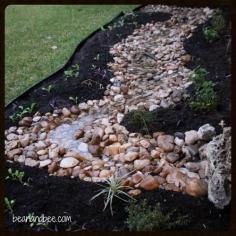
[126,199,190,231]
[69,96,79,105]
[4,197,15,214]
[64,64,80,80]
[202,26,219,43]
[202,14,225,43]
[42,84,54,93]
[9,103,37,122]
[188,68,217,111]
[90,172,135,216]
[5,168,29,186]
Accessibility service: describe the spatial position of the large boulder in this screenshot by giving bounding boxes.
[206,127,231,209]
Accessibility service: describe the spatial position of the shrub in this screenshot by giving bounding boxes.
[188,68,217,111]
[126,199,190,231]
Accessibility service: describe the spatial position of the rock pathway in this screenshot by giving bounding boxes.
[5,5,225,197]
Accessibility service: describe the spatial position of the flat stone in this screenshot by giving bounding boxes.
[166,152,180,163]
[140,175,160,190]
[39,159,52,168]
[185,178,208,197]
[197,124,216,141]
[60,157,79,168]
[124,152,139,162]
[185,130,199,145]
[134,159,150,170]
[25,158,39,167]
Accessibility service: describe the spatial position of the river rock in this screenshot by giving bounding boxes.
[6,133,18,141]
[157,135,174,152]
[39,159,52,168]
[62,108,71,117]
[19,117,32,127]
[25,158,39,167]
[185,130,199,145]
[7,148,22,160]
[128,189,141,196]
[140,175,160,190]
[124,152,139,162]
[185,178,208,197]
[166,152,180,163]
[60,157,79,168]
[74,129,84,139]
[198,124,216,141]
[134,159,150,170]
[99,169,112,178]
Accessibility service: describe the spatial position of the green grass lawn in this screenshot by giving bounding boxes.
[5,5,138,105]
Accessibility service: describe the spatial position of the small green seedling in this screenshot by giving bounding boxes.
[100,26,106,31]
[94,53,100,61]
[69,96,79,105]
[5,168,29,186]
[91,64,97,69]
[64,64,80,80]
[9,103,37,123]
[42,85,54,93]
[202,26,219,43]
[4,197,15,214]
[90,171,135,216]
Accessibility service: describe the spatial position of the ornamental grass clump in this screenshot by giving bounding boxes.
[90,171,135,216]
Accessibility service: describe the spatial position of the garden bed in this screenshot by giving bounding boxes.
[4,5,231,232]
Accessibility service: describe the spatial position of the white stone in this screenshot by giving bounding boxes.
[185,130,199,145]
[60,157,79,168]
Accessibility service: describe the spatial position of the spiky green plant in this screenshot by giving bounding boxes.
[90,171,135,216]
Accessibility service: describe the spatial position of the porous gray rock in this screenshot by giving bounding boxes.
[207,127,231,209]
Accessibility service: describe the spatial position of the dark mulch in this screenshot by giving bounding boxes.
[123,8,231,136]
[4,162,230,231]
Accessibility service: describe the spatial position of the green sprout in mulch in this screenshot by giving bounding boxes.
[42,84,54,93]
[64,64,80,80]
[9,102,37,123]
[202,13,225,43]
[188,67,218,111]
[5,168,30,186]
[4,197,15,214]
[69,96,79,105]
[126,199,190,231]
